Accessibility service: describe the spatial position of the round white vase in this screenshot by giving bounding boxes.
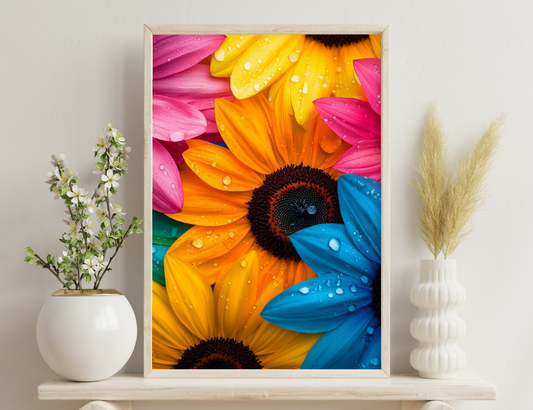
[36,289,137,382]
[410,259,466,379]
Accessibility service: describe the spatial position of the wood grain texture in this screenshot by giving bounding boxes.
[80,401,132,410]
[402,401,453,410]
[38,374,496,401]
[143,24,391,379]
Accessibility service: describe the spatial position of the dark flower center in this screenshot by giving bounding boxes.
[175,337,262,369]
[371,267,381,325]
[307,35,370,48]
[247,165,342,261]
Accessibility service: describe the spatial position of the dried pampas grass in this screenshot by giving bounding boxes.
[414,104,505,259]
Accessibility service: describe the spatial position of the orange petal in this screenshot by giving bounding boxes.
[164,253,216,340]
[215,97,280,174]
[196,231,256,285]
[332,44,366,98]
[214,251,259,339]
[370,34,381,58]
[152,281,199,350]
[167,218,252,283]
[230,35,305,99]
[184,139,264,191]
[166,166,251,226]
[290,38,335,125]
[260,333,322,369]
[210,35,260,77]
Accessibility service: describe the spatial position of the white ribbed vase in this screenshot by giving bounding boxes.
[410,259,466,378]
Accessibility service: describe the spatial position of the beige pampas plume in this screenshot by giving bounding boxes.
[414,104,504,259]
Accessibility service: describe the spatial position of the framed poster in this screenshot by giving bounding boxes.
[144,24,390,378]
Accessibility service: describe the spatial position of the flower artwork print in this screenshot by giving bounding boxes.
[151,33,382,370]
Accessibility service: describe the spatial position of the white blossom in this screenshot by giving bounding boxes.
[58,168,75,187]
[66,221,78,235]
[97,254,108,269]
[85,198,96,213]
[113,203,126,217]
[95,187,106,200]
[101,170,120,190]
[95,207,107,222]
[115,133,125,145]
[106,123,118,138]
[51,185,61,200]
[82,256,101,274]
[50,154,66,167]
[111,157,128,170]
[109,145,120,158]
[124,146,131,159]
[67,185,87,205]
[85,220,95,235]
[93,136,110,156]
[45,168,60,184]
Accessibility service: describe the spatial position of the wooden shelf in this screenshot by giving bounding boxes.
[38,374,496,401]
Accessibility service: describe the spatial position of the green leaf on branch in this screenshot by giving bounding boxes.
[133,226,143,234]
[117,218,125,225]
[25,247,35,255]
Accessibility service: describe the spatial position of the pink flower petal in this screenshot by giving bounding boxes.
[153,35,225,79]
[153,64,234,110]
[201,109,219,133]
[314,97,380,144]
[354,58,381,116]
[152,138,183,214]
[153,95,206,142]
[334,139,381,181]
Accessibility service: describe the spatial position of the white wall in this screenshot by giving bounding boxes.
[1,0,532,408]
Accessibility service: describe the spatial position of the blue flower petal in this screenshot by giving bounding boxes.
[153,211,191,246]
[302,308,376,369]
[261,273,373,333]
[357,325,381,369]
[152,244,169,286]
[290,223,379,280]
[338,175,381,264]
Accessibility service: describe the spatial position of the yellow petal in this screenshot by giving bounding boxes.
[196,231,256,285]
[166,166,251,226]
[152,363,174,370]
[261,333,322,369]
[167,218,252,283]
[152,281,199,350]
[152,338,183,366]
[210,35,260,77]
[246,321,298,356]
[164,253,216,340]
[332,44,365,98]
[231,35,305,99]
[184,139,264,192]
[216,97,280,174]
[290,39,335,125]
[214,251,259,339]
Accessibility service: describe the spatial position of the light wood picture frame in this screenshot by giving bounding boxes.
[144,24,390,379]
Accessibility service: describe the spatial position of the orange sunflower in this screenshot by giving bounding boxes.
[210,34,381,125]
[153,250,320,369]
[165,84,350,294]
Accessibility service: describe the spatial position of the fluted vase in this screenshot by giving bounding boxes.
[410,259,466,378]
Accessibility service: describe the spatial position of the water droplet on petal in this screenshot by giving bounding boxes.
[219,123,226,132]
[253,84,261,91]
[291,74,300,82]
[307,205,316,215]
[211,161,217,167]
[348,304,356,312]
[222,175,232,186]
[361,275,369,284]
[171,228,178,237]
[299,286,310,294]
[335,287,343,295]
[336,66,342,73]
[328,238,340,251]
[159,164,165,170]
[326,279,332,287]
[152,246,156,254]
[214,49,225,62]
[244,62,251,70]
[367,326,375,335]
[350,284,358,293]
[302,82,309,94]
[328,293,334,298]
[370,358,379,366]
[240,260,248,267]
[228,232,235,239]
[192,238,203,248]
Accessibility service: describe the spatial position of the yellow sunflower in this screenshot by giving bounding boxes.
[153,250,320,369]
[165,85,350,293]
[210,34,381,125]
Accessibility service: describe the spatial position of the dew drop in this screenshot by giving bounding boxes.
[192,238,203,248]
[289,52,299,62]
[222,175,232,186]
[367,326,375,335]
[322,82,328,88]
[244,62,251,70]
[302,82,309,94]
[219,123,226,132]
[328,238,340,251]
[291,74,300,82]
[211,161,217,167]
[240,260,248,267]
[171,228,178,237]
[335,287,344,295]
[299,286,310,294]
[326,279,332,287]
[348,304,356,312]
[328,293,334,298]
[370,358,379,366]
[257,58,262,64]
[152,246,156,254]
[350,284,358,293]
[171,183,175,189]
[228,232,235,239]
[361,275,369,284]
[336,279,342,286]
[159,164,165,170]
[336,66,342,73]
[307,205,316,215]
[253,84,261,91]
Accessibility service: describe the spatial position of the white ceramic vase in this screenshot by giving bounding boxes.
[410,259,466,378]
[36,289,137,382]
